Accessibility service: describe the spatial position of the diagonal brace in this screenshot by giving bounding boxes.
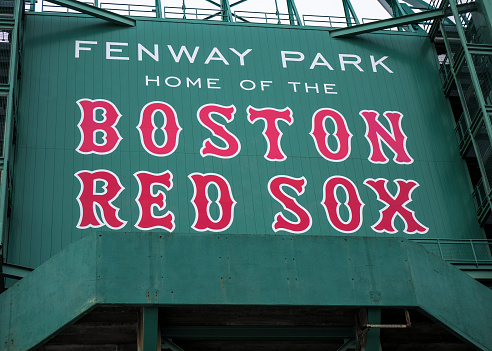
[331,2,475,38]
[46,0,135,26]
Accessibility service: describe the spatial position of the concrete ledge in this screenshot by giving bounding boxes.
[0,233,491,350]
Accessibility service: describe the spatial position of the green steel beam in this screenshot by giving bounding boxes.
[205,0,221,7]
[155,0,162,18]
[342,0,360,26]
[336,337,356,351]
[330,2,476,38]
[286,0,302,26]
[400,2,427,33]
[162,326,355,340]
[402,0,437,9]
[0,19,14,30]
[0,263,33,280]
[365,309,382,351]
[162,338,185,351]
[468,44,492,56]
[46,0,136,26]
[230,0,249,7]
[139,307,159,351]
[0,0,21,272]
[220,0,233,22]
[0,85,8,96]
[461,269,492,280]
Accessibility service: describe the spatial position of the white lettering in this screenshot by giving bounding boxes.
[75,40,97,58]
[371,55,393,73]
[339,54,363,72]
[167,45,200,63]
[281,51,305,68]
[106,42,130,61]
[309,53,334,70]
[207,78,221,89]
[205,47,229,65]
[229,48,252,66]
[138,43,159,62]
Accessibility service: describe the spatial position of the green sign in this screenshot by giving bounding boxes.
[7,14,483,267]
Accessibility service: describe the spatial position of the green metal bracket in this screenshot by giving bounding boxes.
[46,0,136,26]
[342,0,360,26]
[139,307,159,351]
[286,0,302,26]
[330,2,476,38]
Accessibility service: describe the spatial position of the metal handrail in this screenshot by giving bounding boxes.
[410,238,492,268]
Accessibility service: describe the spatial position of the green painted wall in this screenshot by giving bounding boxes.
[6,13,484,268]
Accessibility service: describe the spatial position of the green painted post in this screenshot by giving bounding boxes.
[0,0,21,267]
[155,0,162,18]
[366,309,382,351]
[139,307,159,351]
[342,0,360,26]
[274,0,281,24]
[221,0,233,22]
[30,0,36,11]
[286,0,302,26]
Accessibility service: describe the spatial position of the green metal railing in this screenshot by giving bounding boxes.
[411,238,492,268]
[26,0,446,30]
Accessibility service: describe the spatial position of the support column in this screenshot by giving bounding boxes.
[155,0,162,18]
[365,309,382,351]
[221,0,233,22]
[138,307,160,351]
[286,0,302,26]
[342,0,360,26]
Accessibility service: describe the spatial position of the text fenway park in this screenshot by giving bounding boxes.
[74,99,428,236]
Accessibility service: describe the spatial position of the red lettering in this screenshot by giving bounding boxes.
[268,175,312,233]
[360,110,413,164]
[76,99,123,154]
[364,178,428,234]
[134,171,175,231]
[247,106,293,161]
[188,172,236,232]
[137,101,182,156]
[75,170,126,229]
[310,108,352,162]
[321,176,364,233]
[197,104,241,158]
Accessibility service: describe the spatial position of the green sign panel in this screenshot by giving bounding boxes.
[7,14,483,267]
